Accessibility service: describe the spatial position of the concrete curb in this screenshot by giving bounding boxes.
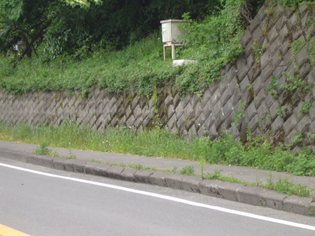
[1,148,314,217]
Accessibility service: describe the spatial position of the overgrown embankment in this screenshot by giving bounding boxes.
[0,0,257,96]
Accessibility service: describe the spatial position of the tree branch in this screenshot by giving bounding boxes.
[13,17,53,67]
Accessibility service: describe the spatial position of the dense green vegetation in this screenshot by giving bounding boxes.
[0,0,265,96]
[1,0,314,96]
[1,120,315,176]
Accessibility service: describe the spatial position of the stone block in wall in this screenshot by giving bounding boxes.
[225,65,237,82]
[269,100,280,120]
[260,61,274,83]
[287,12,299,31]
[223,112,233,130]
[298,115,311,133]
[293,27,303,42]
[231,89,242,107]
[309,103,315,122]
[295,45,309,70]
[267,25,279,45]
[142,110,155,126]
[220,85,233,107]
[212,100,223,120]
[252,26,264,44]
[245,40,253,59]
[310,120,315,134]
[167,104,175,119]
[283,114,298,135]
[126,115,135,128]
[248,114,259,132]
[239,28,252,48]
[172,93,180,108]
[294,103,306,122]
[245,101,257,122]
[222,99,234,119]
[246,53,255,68]
[253,75,263,95]
[240,76,250,93]
[199,87,211,103]
[254,89,265,109]
[269,37,282,57]
[275,10,287,32]
[257,102,269,121]
[175,101,184,119]
[203,113,215,130]
[272,50,284,69]
[260,49,272,70]
[205,88,219,108]
[271,117,284,132]
[279,39,290,57]
[133,105,142,120]
[256,4,267,23]
[237,64,249,82]
[298,4,309,17]
[299,62,311,80]
[167,114,176,130]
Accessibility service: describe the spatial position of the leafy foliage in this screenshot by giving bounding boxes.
[0,0,265,95]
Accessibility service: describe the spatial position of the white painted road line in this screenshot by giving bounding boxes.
[1,162,315,231]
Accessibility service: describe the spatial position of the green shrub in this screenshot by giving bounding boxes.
[179,165,195,176]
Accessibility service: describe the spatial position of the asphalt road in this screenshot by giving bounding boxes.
[1,158,315,236]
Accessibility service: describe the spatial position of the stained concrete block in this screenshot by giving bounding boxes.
[72,160,88,173]
[217,182,244,202]
[52,156,68,171]
[181,176,202,193]
[93,163,112,177]
[283,195,313,216]
[120,167,137,181]
[84,162,103,175]
[260,190,287,210]
[106,165,125,179]
[199,179,222,197]
[134,169,155,183]
[149,171,170,187]
[29,155,54,169]
[165,174,183,190]
[237,186,266,206]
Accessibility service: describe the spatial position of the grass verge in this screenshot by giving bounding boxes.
[1,120,315,177]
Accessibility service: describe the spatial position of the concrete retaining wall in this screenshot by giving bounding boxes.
[1,1,315,146]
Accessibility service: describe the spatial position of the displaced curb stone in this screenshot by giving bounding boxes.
[217,182,244,202]
[120,167,137,182]
[259,189,288,210]
[165,174,184,190]
[84,162,103,175]
[283,195,313,215]
[106,165,125,179]
[134,169,155,183]
[52,156,69,170]
[29,155,54,168]
[199,179,222,197]
[72,160,87,173]
[94,163,112,177]
[149,171,170,187]
[237,185,267,206]
[181,175,202,193]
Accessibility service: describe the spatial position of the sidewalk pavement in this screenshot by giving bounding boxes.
[1,140,315,217]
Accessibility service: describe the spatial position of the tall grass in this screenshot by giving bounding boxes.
[1,120,315,176]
